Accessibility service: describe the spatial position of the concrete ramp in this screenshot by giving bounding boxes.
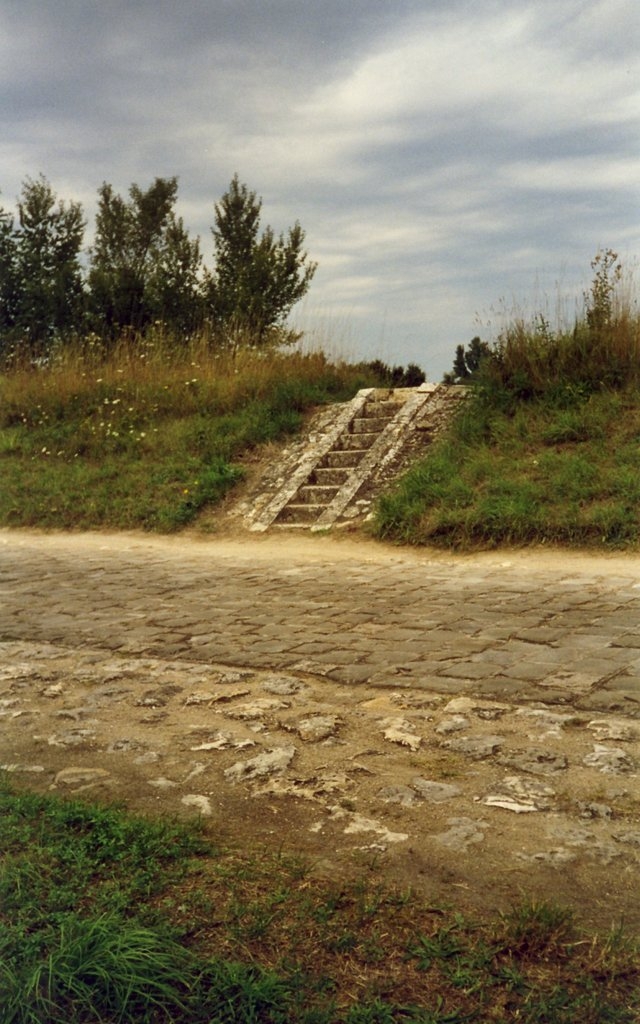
[244,383,468,532]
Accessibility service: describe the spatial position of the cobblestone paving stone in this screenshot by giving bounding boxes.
[1,529,640,924]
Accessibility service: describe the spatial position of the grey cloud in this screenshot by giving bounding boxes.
[1,0,638,377]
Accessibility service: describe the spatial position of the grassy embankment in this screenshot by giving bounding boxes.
[0,338,378,531]
[375,252,640,549]
[2,780,638,1023]
[2,253,639,550]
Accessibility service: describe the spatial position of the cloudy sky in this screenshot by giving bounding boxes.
[1,0,638,377]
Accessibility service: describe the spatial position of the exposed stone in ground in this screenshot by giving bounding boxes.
[1,529,640,929]
[3,638,640,917]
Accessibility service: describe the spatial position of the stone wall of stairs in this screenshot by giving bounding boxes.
[237,382,468,533]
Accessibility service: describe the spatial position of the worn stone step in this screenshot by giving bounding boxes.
[337,433,377,451]
[271,520,314,530]
[362,401,403,419]
[312,467,350,486]
[276,503,325,524]
[246,384,469,533]
[351,415,392,434]
[322,450,362,469]
[297,484,340,505]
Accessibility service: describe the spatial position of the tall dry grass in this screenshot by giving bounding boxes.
[0,334,379,531]
[481,250,640,400]
[0,332,367,429]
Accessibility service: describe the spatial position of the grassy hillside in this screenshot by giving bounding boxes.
[374,385,640,549]
[374,252,640,550]
[2,250,639,548]
[0,339,378,532]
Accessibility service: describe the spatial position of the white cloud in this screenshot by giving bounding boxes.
[505,156,639,192]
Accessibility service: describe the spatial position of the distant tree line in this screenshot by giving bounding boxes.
[442,336,493,384]
[363,359,425,388]
[0,173,316,359]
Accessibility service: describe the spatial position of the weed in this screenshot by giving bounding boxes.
[408,922,468,971]
[498,900,576,959]
[1,913,194,1024]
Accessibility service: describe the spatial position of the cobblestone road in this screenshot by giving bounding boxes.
[2,530,640,708]
[1,529,640,925]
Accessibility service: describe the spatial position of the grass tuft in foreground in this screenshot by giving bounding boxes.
[1,780,638,1023]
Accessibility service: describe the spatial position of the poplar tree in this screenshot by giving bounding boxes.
[443,336,492,383]
[0,176,85,355]
[146,213,203,335]
[206,175,316,345]
[0,202,19,346]
[88,177,183,337]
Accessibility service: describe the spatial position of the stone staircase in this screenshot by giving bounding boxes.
[246,383,468,533]
[274,391,405,528]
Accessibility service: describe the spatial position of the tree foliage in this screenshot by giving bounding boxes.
[0,173,315,359]
[146,213,203,335]
[88,177,202,338]
[0,176,85,354]
[362,359,426,387]
[206,175,316,344]
[443,336,492,384]
[0,203,19,339]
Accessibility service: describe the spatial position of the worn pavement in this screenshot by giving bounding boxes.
[1,529,639,926]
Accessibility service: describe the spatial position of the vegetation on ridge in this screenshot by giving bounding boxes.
[374,250,640,549]
[0,173,316,359]
[0,343,388,531]
[1,239,638,548]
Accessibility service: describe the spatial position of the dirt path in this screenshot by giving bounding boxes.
[1,528,639,929]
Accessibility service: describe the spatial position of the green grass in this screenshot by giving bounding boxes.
[374,381,640,550]
[1,779,638,1023]
[0,340,377,532]
[375,250,640,551]
[2,253,640,549]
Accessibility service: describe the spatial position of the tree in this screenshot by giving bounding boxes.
[0,176,85,356]
[88,176,200,337]
[206,175,316,345]
[362,359,426,387]
[443,336,492,384]
[0,172,317,353]
[0,201,19,346]
[146,213,203,335]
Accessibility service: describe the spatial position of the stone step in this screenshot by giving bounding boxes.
[296,484,340,505]
[337,433,377,451]
[322,450,362,469]
[248,385,468,533]
[271,520,314,530]
[362,400,403,418]
[276,503,325,524]
[312,467,350,487]
[351,415,393,434]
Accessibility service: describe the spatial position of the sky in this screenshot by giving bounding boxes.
[1,0,638,378]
